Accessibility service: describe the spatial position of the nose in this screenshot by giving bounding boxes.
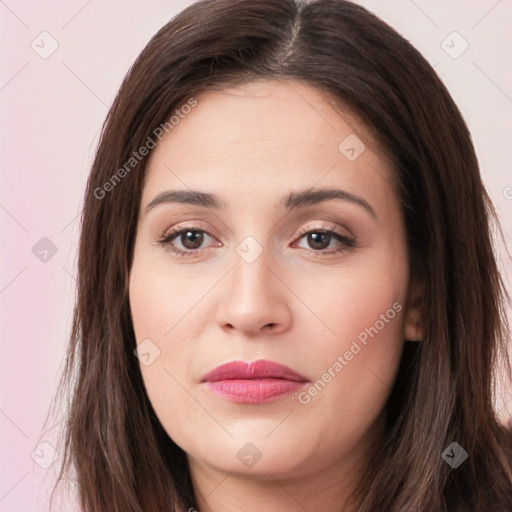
[215,247,292,337]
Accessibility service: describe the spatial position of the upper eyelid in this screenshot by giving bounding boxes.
[162,222,217,240]
[295,222,352,238]
[161,221,349,240]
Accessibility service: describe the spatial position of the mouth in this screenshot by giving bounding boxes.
[201,359,309,404]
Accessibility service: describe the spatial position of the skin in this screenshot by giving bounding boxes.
[129,79,424,512]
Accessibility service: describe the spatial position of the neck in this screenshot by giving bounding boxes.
[187,413,384,512]
[190,462,358,512]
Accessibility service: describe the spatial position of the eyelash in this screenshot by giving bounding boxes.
[156,224,356,257]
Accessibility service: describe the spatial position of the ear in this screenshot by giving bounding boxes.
[403,275,425,342]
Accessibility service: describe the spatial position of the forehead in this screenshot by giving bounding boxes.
[142,79,396,216]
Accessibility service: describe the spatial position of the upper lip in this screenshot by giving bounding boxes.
[201,359,309,383]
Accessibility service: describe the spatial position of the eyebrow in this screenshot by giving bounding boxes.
[145,188,376,218]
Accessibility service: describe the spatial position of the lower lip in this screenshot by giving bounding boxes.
[205,379,307,403]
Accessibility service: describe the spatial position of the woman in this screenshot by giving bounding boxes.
[50,0,512,510]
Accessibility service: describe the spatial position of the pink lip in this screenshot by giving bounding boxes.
[201,359,309,404]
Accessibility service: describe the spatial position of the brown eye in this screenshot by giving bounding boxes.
[306,232,332,250]
[295,228,355,254]
[178,230,205,250]
[157,228,216,256]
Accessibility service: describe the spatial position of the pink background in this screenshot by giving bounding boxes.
[1,1,511,510]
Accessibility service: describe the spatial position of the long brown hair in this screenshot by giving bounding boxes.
[48,0,512,510]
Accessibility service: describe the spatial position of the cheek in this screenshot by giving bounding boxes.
[128,252,215,437]
[290,255,407,419]
[293,255,406,357]
[129,251,206,347]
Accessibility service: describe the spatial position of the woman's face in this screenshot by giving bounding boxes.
[129,79,422,484]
